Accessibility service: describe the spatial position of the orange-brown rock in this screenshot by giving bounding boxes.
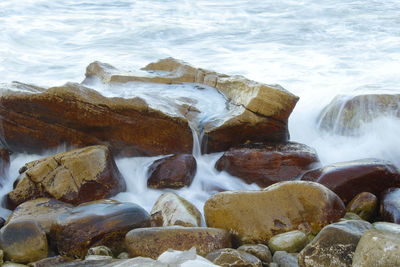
[7,146,125,208]
[215,142,320,187]
[85,58,299,153]
[125,226,232,259]
[346,192,378,221]
[0,148,10,182]
[204,181,345,244]
[0,82,192,156]
[51,199,150,259]
[380,188,400,224]
[301,158,400,203]
[147,154,197,189]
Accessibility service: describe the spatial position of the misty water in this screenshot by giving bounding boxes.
[1,0,400,211]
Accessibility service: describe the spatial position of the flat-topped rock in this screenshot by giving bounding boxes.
[301,158,400,203]
[215,142,320,187]
[7,145,125,208]
[204,181,345,244]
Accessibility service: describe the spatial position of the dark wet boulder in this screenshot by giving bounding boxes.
[147,154,196,189]
[125,226,232,259]
[301,158,400,203]
[380,188,400,223]
[215,142,319,187]
[204,181,345,244]
[7,146,125,208]
[0,219,48,263]
[346,192,378,221]
[298,220,372,267]
[51,199,150,259]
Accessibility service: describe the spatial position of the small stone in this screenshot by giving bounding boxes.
[352,229,400,267]
[298,220,372,267]
[150,192,202,227]
[0,220,48,263]
[346,192,378,221]
[117,252,129,259]
[268,230,307,253]
[206,248,262,267]
[237,244,272,264]
[87,246,113,257]
[272,251,299,267]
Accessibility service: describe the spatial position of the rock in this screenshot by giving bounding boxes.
[84,255,113,261]
[147,154,196,189]
[51,199,150,258]
[28,256,73,267]
[6,198,72,234]
[237,244,272,265]
[297,220,372,267]
[0,249,3,265]
[301,158,400,203]
[2,262,29,267]
[215,142,319,187]
[204,181,345,244]
[346,192,378,221]
[0,217,5,228]
[7,146,125,208]
[206,248,262,267]
[116,252,129,259]
[373,222,400,234]
[318,94,400,136]
[352,229,400,267]
[269,263,279,267]
[0,148,10,182]
[150,192,202,227]
[0,81,193,157]
[341,212,363,221]
[85,58,299,153]
[87,246,113,257]
[0,220,48,263]
[268,230,307,253]
[380,187,400,223]
[125,226,232,259]
[272,251,299,267]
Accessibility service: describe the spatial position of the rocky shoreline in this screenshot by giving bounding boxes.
[0,59,399,266]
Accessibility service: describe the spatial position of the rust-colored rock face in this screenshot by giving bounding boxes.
[125,226,232,259]
[0,82,192,156]
[147,154,197,189]
[0,148,10,182]
[51,199,150,259]
[215,142,320,187]
[204,181,345,245]
[380,188,400,223]
[7,145,126,208]
[301,158,400,203]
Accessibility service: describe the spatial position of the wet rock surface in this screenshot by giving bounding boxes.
[380,187,400,223]
[237,244,272,265]
[7,146,125,208]
[206,248,262,267]
[267,230,307,253]
[272,251,299,267]
[0,219,48,263]
[297,219,372,267]
[215,142,320,187]
[147,154,196,189]
[346,192,378,221]
[51,199,150,258]
[150,192,202,227]
[352,229,400,267]
[204,181,345,244]
[125,226,232,259]
[301,158,400,203]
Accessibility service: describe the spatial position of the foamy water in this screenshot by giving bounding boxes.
[1,0,400,211]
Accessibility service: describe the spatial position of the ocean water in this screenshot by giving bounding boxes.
[1,0,400,211]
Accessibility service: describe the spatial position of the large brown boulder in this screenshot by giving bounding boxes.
[318,93,400,136]
[147,154,196,189]
[7,145,125,208]
[85,58,299,153]
[204,181,345,244]
[301,158,400,203]
[215,142,320,187]
[51,199,150,258]
[0,81,192,156]
[380,188,400,223]
[125,226,232,259]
